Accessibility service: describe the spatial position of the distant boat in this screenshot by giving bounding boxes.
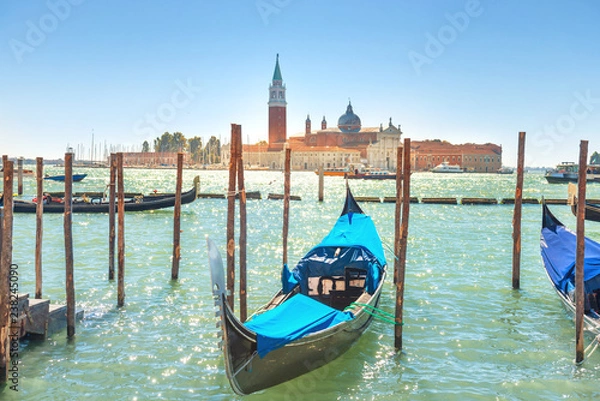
[44,173,88,182]
[314,165,362,177]
[347,168,397,180]
[497,167,514,174]
[544,161,600,183]
[431,162,463,173]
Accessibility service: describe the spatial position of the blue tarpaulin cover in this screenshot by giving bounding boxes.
[244,294,353,358]
[541,223,600,293]
[283,213,386,295]
[318,213,386,266]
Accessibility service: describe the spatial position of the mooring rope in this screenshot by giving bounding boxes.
[345,302,402,326]
[382,241,399,262]
[584,334,600,360]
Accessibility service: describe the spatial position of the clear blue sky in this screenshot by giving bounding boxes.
[1,0,599,167]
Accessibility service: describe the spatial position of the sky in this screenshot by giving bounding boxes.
[1,0,599,167]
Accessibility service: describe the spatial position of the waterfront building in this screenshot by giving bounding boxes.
[411,140,502,173]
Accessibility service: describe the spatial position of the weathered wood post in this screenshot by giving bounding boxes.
[108,154,116,280]
[17,157,23,195]
[283,148,291,266]
[0,161,14,381]
[117,153,125,307]
[512,131,526,289]
[64,153,75,338]
[171,152,184,280]
[575,140,588,364]
[318,164,324,202]
[226,125,238,310]
[235,125,248,322]
[35,157,44,298]
[395,139,411,350]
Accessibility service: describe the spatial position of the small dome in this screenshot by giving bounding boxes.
[337,101,361,133]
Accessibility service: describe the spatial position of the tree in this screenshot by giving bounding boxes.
[172,132,187,152]
[142,141,150,153]
[188,136,203,164]
[203,136,221,164]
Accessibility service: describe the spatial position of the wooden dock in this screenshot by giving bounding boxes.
[16,293,83,340]
[267,193,301,201]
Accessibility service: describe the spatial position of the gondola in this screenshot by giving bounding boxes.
[5,176,199,213]
[540,201,600,336]
[570,200,600,223]
[207,185,387,395]
[567,182,600,223]
[44,173,88,182]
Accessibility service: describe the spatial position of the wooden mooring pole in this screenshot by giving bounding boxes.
[226,125,238,310]
[235,125,247,322]
[575,140,588,364]
[17,157,23,196]
[64,153,75,338]
[0,160,14,382]
[395,138,411,350]
[117,153,125,307]
[35,157,44,298]
[512,131,526,290]
[283,148,291,266]
[318,164,324,202]
[171,152,183,280]
[108,154,116,280]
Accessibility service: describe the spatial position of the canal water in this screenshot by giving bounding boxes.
[2,168,600,400]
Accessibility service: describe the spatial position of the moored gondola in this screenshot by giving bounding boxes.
[540,201,600,336]
[4,176,200,213]
[207,185,387,395]
[570,200,600,223]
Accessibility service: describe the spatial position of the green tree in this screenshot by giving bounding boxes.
[154,132,173,152]
[142,140,150,153]
[172,131,187,152]
[203,136,221,164]
[188,136,203,164]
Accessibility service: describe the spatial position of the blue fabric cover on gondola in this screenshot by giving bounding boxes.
[541,223,600,293]
[244,294,353,358]
[282,213,386,295]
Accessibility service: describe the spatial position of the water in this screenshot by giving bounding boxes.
[2,168,600,400]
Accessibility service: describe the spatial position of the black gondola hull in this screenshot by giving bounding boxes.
[9,176,199,213]
[217,276,385,395]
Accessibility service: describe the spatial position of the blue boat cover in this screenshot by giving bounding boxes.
[318,213,386,266]
[282,213,386,295]
[244,294,353,358]
[541,224,600,293]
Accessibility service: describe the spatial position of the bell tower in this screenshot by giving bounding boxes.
[268,54,287,149]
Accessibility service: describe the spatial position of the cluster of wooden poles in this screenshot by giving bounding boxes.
[0,152,187,382]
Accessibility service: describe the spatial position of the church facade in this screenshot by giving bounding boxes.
[222,55,404,171]
[222,55,502,172]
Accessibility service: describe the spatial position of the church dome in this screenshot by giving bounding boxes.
[337,101,361,133]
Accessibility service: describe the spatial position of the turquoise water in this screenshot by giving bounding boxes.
[2,168,600,400]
